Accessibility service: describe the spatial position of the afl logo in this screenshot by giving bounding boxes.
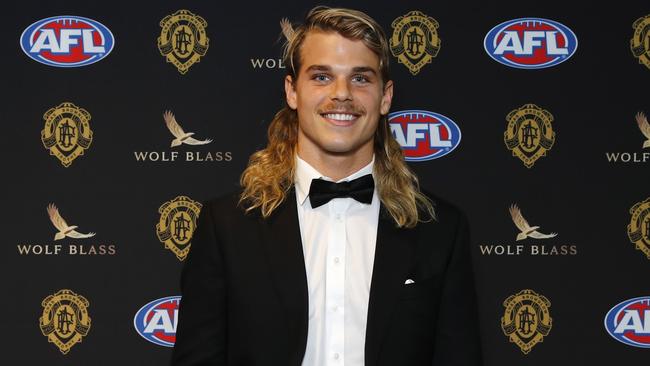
[20,16,114,67]
[388,110,461,161]
[604,296,650,348]
[484,18,577,69]
[133,296,180,347]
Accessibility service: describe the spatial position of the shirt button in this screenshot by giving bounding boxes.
[333,353,340,360]
[335,214,341,221]
[332,305,338,312]
[334,257,340,263]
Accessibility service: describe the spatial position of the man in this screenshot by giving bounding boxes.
[172,6,481,366]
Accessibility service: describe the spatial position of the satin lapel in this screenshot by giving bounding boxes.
[259,189,309,366]
[364,205,417,366]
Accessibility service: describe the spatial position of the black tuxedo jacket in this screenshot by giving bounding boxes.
[171,188,482,366]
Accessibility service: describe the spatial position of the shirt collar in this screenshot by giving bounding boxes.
[294,154,375,206]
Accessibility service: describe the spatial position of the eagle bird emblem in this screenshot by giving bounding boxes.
[47,203,95,241]
[635,112,650,149]
[509,204,557,241]
[163,111,212,147]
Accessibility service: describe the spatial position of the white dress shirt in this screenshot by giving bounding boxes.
[295,155,380,366]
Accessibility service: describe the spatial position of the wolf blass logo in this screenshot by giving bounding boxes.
[134,111,232,162]
[605,112,650,163]
[250,57,285,69]
[16,203,115,255]
[479,204,577,256]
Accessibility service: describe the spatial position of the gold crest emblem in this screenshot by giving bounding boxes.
[39,289,91,354]
[628,197,650,259]
[41,102,93,167]
[631,15,650,70]
[390,10,441,75]
[156,196,202,260]
[158,9,209,74]
[504,104,555,168]
[501,289,552,354]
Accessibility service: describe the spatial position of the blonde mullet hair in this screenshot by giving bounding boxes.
[239,6,435,228]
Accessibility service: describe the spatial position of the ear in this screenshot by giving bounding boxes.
[285,75,297,110]
[380,80,393,115]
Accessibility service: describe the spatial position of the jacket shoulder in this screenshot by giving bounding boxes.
[203,190,243,212]
[420,189,467,229]
[200,189,256,227]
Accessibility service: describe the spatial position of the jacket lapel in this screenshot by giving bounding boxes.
[365,205,417,366]
[258,189,309,366]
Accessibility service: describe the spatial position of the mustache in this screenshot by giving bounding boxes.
[317,101,366,116]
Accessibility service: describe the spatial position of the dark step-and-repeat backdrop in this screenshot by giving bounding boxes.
[3,0,649,364]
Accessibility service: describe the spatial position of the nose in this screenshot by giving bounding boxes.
[330,77,352,102]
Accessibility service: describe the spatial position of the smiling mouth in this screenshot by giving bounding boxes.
[320,112,361,126]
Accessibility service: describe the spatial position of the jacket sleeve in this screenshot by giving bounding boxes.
[432,211,483,366]
[171,201,227,365]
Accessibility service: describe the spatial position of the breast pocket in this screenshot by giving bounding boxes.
[399,276,437,300]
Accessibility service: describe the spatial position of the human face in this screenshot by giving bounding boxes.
[285,31,393,162]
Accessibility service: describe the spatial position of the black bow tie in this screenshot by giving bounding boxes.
[308,174,375,208]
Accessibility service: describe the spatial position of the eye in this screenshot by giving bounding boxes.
[311,73,330,82]
[352,74,370,83]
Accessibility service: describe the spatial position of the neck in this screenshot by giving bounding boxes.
[297,145,374,181]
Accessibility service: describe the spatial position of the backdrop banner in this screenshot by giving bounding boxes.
[3,0,649,364]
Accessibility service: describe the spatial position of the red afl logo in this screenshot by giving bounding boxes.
[388,110,461,161]
[20,15,114,67]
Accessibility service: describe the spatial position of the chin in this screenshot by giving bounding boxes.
[319,140,365,155]
[322,145,354,154]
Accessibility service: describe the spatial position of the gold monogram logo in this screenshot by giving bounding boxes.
[41,102,93,167]
[504,104,555,168]
[40,289,91,354]
[390,10,441,75]
[501,289,552,354]
[156,196,202,260]
[158,9,209,74]
[631,15,650,70]
[628,197,650,259]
